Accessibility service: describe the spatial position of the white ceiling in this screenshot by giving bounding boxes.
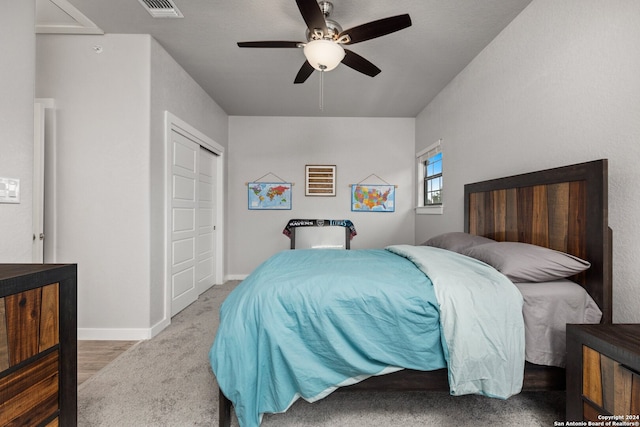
[37,0,532,117]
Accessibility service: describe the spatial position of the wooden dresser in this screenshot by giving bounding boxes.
[0,264,77,426]
[566,324,640,422]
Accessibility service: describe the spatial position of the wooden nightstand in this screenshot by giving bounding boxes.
[566,324,640,422]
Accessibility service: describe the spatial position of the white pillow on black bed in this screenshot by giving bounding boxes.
[421,232,495,254]
[463,241,591,283]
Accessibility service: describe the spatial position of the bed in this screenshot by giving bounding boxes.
[212,159,612,427]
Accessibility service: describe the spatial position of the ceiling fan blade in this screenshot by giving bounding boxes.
[296,0,328,37]
[338,14,412,45]
[341,49,381,77]
[237,41,303,48]
[294,61,315,84]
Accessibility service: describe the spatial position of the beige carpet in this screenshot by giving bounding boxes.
[78,281,565,426]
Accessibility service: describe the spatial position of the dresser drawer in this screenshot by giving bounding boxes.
[567,324,640,422]
[0,264,77,427]
[582,345,640,419]
[0,350,59,425]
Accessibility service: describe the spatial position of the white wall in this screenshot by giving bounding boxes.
[36,34,152,335]
[36,33,229,338]
[0,1,35,262]
[227,116,415,276]
[414,0,640,322]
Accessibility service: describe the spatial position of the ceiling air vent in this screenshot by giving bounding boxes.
[138,0,183,18]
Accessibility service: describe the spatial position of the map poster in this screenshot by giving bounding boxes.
[351,184,395,212]
[248,182,292,210]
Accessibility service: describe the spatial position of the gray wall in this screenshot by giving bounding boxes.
[415,0,640,322]
[36,33,228,338]
[0,1,35,262]
[12,0,640,334]
[227,116,415,276]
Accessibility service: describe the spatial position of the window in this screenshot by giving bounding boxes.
[424,151,442,205]
[416,140,443,214]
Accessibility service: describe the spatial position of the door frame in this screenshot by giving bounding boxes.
[164,112,224,322]
[33,98,57,263]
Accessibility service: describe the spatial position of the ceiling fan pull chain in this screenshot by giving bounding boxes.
[319,69,324,111]
[319,70,323,110]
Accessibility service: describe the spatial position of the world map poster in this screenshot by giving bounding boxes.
[351,184,395,212]
[248,182,292,210]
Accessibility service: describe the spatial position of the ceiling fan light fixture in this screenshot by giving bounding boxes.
[303,40,345,72]
[237,0,412,84]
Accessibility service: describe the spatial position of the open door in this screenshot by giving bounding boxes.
[33,101,45,263]
[33,99,58,263]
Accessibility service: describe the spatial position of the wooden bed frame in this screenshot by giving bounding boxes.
[218,159,612,426]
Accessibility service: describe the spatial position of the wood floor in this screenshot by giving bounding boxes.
[77,340,138,386]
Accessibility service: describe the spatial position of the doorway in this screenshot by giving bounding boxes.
[33,98,57,263]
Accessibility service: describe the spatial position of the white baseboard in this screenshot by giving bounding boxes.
[78,284,247,341]
[150,317,171,338]
[224,274,248,281]
[78,316,172,341]
[77,327,153,341]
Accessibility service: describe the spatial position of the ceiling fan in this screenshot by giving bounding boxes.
[237,0,412,84]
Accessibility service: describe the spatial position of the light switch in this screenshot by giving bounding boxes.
[0,177,20,203]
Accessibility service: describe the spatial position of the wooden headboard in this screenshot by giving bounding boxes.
[464,159,612,323]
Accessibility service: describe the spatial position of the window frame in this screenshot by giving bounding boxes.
[416,140,443,215]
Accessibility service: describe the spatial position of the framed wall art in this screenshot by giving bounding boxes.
[248,182,292,210]
[351,183,396,212]
[305,165,336,196]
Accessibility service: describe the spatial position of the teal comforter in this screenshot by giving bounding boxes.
[210,246,524,427]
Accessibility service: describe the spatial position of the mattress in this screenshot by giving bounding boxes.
[515,279,602,367]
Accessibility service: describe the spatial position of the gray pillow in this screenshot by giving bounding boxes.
[463,242,591,283]
[421,232,495,254]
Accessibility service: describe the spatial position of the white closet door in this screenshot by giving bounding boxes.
[196,147,217,294]
[170,130,199,316]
